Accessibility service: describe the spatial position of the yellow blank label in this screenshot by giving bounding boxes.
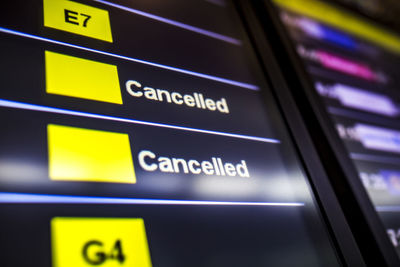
[43,0,113,42]
[48,124,136,183]
[45,51,122,104]
[51,217,152,267]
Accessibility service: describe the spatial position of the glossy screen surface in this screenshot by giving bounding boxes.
[0,1,341,266]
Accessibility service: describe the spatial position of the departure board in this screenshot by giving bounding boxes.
[273,0,400,258]
[0,1,342,266]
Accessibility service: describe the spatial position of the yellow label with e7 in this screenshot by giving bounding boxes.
[51,217,152,267]
[43,0,113,42]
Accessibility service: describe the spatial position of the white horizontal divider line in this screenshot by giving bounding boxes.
[0,27,259,91]
[0,192,305,206]
[0,99,280,144]
[93,0,242,46]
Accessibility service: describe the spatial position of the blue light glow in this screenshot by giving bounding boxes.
[0,192,305,206]
[320,25,357,50]
[0,27,258,90]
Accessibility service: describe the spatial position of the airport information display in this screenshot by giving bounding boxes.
[0,1,341,266]
[273,0,400,258]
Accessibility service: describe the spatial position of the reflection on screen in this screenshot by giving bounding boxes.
[274,0,400,257]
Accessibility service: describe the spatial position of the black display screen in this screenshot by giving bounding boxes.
[273,0,400,258]
[0,1,341,266]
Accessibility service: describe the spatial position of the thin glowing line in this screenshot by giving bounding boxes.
[376,206,400,212]
[0,27,258,90]
[93,0,241,45]
[0,192,305,206]
[0,99,280,144]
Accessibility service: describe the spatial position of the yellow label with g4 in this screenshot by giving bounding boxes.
[51,217,152,267]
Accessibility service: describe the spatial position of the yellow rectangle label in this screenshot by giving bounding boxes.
[273,0,400,55]
[45,50,122,104]
[43,0,113,42]
[48,124,136,183]
[51,217,152,267]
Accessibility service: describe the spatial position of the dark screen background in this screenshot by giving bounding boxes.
[0,0,341,266]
